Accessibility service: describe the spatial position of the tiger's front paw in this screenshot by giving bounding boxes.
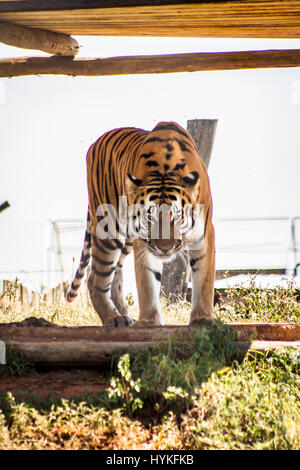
[105,314,135,327]
[189,310,215,326]
[189,317,215,326]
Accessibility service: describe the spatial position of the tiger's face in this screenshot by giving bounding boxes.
[127,170,202,259]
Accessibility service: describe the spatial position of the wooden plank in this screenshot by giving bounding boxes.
[0,21,79,56]
[0,49,300,78]
[0,2,299,38]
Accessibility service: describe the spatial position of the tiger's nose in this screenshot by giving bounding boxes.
[156,238,174,253]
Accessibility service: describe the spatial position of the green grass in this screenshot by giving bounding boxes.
[0,278,299,449]
[0,347,299,450]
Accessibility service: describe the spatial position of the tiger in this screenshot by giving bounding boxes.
[66,121,215,327]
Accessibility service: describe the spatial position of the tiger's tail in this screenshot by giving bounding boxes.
[66,211,91,303]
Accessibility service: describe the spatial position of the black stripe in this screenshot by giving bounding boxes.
[114,238,124,250]
[146,268,162,282]
[190,254,206,272]
[146,160,159,167]
[154,123,189,138]
[176,139,190,152]
[84,230,91,244]
[140,152,155,159]
[92,253,114,266]
[92,234,110,254]
[92,264,115,278]
[101,238,118,250]
[144,136,166,145]
[71,281,79,290]
[204,204,211,237]
[75,271,85,280]
[68,291,77,298]
[80,253,90,265]
[94,285,110,294]
[173,163,186,171]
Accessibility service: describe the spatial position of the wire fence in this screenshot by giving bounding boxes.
[0,217,299,293]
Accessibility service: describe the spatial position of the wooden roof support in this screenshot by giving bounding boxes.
[0,21,79,56]
[0,1,300,38]
[0,49,300,78]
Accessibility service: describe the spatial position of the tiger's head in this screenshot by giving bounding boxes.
[126,122,207,259]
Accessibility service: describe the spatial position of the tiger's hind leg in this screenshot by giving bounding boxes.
[111,241,133,317]
[88,236,134,327]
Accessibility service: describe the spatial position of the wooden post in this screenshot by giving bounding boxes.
[20,285,30,306]
[0,21,79,56]
[161,119,218,301]
[187,119,218,168]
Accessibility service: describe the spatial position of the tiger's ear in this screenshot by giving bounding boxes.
[127,174,143,187]
[182,171,199,187]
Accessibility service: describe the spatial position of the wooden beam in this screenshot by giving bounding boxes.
[0,2,299,38]
[0,21,79,56]
[0,49,300,78]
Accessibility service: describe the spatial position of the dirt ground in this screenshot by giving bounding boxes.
[0,367,109,399]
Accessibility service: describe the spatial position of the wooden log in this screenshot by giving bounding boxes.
[0,21,79,56]
[5,339,299,366]
[1,322,299,365]
[8,340,157,366]
[0,49,300,78]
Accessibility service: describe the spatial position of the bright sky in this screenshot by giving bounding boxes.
[0,37,300,291]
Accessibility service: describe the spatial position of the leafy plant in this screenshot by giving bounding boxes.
[106,353,143,415]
